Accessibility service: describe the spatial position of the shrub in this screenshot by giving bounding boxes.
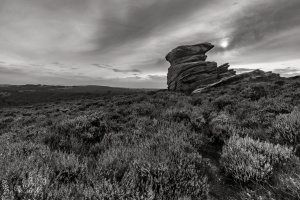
[273,107,300,147]
[240,83,268,101]
[0,140,53,199]
[122,152,209,200]
[212,94,235,110]
[237,187,276,200]
[164,107,191,123]
[54,114,103,142]
[94,129,209,200]
[274,157,300,200]
[44,114,106,154]
[130,102,156,116]
[221,134,293,182]
[1,167,50,200]
[209,112,235,142]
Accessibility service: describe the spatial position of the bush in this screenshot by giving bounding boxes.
[164,107,191,123]
[0,140,53,199]
[221,135,293,182]
[212,94,235,110]
[273,107,300,147]
[130,102,156,116]
[44,114,106,154]
[274,157,300,200]
[54,114,103,143]
[240,83,268,101]
[94,130,209,200]
[209,112,235,142]
[122,152,209,200]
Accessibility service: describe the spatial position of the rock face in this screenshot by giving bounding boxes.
[166,43,236,92]
[192,69,281,94]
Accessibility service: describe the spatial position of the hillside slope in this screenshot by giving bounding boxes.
[0,76,300,199]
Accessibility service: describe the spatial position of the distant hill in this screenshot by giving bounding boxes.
[0,84,158,106]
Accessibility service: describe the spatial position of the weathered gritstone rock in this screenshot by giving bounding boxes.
[166,43,236,92]
[192,69,281,94]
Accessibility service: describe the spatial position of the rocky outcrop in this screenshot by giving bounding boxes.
[192,69,281,94]
[166,43,236,92]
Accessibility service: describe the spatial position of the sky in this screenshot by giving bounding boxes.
[0,0,300,88]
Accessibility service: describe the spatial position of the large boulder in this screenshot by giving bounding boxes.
[166,42,214,64]
[166,42,236,92]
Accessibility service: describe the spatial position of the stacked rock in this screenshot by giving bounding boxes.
[166,42,236,92]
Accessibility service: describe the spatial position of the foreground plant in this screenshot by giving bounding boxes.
[221,134,293,182]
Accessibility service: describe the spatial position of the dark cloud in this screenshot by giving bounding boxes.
[224,0,300,52]
[124,75,143,80]
[1,0,300,88]
[91,63,141,73]
[112,69,141,73]
[0,66,25,75]
[232,68,256,73]
[156,58,167,66]
[91,63,113,69]
[9,64,28,68]
[31,64,42,67]
[0,61,6,64]
[52,62,63,65]
[273,67,300,74]
[147,75,167,81]
[92,0,216,51]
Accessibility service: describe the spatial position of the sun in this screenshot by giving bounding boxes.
[220,39,229,48]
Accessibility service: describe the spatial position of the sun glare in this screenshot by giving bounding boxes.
[220,39,229,48]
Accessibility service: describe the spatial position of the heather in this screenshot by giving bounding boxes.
[0,77,300,199]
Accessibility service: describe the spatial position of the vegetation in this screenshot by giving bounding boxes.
[0,76,300,199]
[221,134,292,182]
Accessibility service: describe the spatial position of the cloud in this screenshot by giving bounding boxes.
[0,0,300,88]
[147,75,167,81]
[211,0,300,64]
[232,68,256,73]
[91,63,113,69]
[0,66,24,75]
[273,67,299,74]
[273,67,300,76]
[52,61,63,65]
[230,0,300,49]
[30,64,42,67]
[112,69,141,73]
[90,0,219,52]
[156,58,167,66]
[91,63,141,73]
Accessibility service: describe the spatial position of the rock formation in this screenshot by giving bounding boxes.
[192,69,281,94]
[166,42,236,92]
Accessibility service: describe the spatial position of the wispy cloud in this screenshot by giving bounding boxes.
[273,67,300,77]
[210,0,300,65]
[232,68,257,73]
[91,63,113,69]
[52,61,63,65]
[91,63,141,73]
[112,69,141,73]
[147,75,167,81]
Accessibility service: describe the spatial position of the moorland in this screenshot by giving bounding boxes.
[0,76,300,199]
